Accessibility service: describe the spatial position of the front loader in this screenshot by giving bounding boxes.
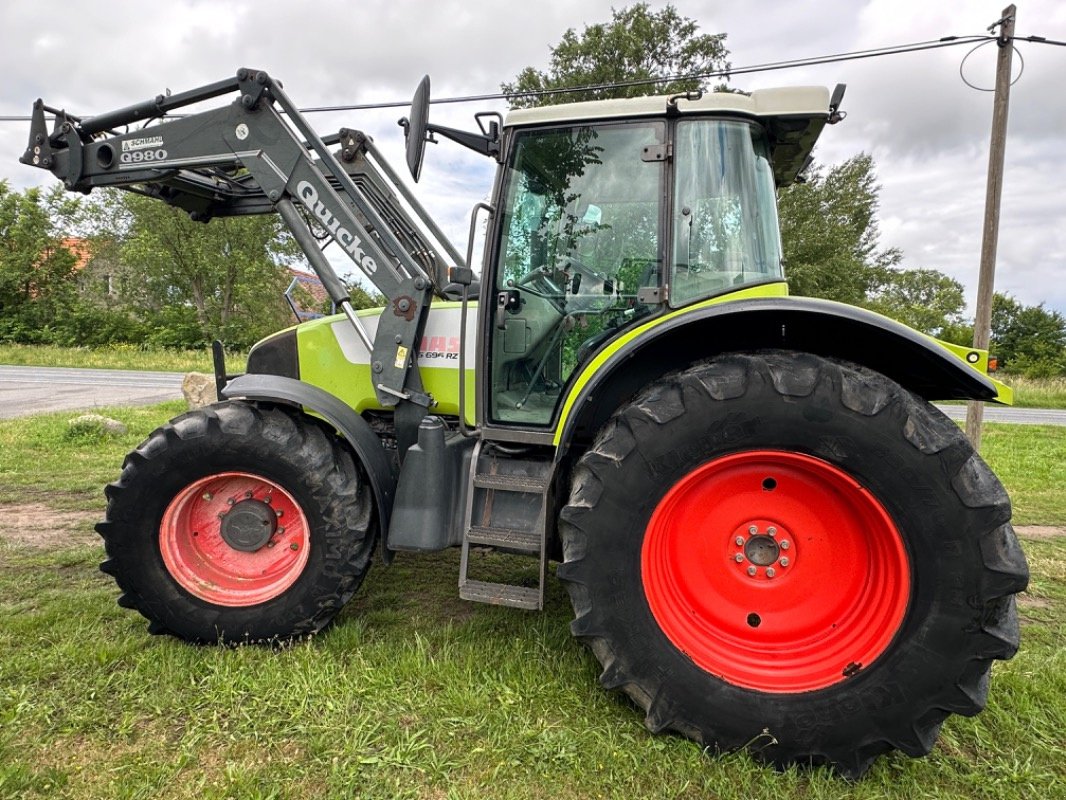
[22,69,1028,777]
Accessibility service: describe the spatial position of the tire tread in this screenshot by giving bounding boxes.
[558,351,1029,777]
[96,401,376,644]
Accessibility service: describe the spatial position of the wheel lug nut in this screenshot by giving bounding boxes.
[766,567,776,578]
[780,540,790,550]
[747,566,757,576]
[735,536,745,546]
[748,525,758,535]
[734,553,744,562]
[767,527,777,537]
[227,498,235,506]
[779,557,790,567]
[202,492,213,501]
[275,510,283,518]
[278,526,286,535]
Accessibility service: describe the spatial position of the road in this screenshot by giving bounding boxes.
[1,365,1065,425]
[0,365,184,419]
[932,403,1066,427]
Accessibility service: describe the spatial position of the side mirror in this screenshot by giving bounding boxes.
[828,83,847,124]
[401,75,431,182]
[399,75,501,179]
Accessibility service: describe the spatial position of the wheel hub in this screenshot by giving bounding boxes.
[733,522,793,579]
[744,534,779,566]
[220,499,277,552]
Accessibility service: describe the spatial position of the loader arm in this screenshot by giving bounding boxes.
[21,68,463,410]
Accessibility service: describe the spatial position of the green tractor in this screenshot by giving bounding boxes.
[22,70,1028,776]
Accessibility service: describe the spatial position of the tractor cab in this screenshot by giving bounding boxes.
[483,89,835,426]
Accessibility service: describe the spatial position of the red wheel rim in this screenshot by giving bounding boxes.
[641,450,910,692]
[159,472,310,607]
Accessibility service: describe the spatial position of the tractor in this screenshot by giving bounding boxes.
[22,69,1028,777]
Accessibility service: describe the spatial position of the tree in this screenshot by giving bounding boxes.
[115,193,300,347]
[991,293,1066,377]
[0,181,81,342]
[777,155,901,305]
[865,267,967,337]
[502,3,729,107]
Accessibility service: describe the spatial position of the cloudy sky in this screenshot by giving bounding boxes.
[1,0,1063,314]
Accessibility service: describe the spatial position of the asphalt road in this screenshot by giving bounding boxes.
[0,365,184,419]
[932,403,1066,427]
[1,366,1065,426]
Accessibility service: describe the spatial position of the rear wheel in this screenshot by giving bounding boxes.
[558,352,1028,776]
[98,401,375,643]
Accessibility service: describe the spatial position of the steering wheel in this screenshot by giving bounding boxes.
[517,255,606,293]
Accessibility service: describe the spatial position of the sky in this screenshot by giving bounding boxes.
[1,0,1063,315]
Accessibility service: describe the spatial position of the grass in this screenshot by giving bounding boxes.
[1002,375,1066,409]
[0,343,247,374]
[981,424,1066,526]
[0,402,189,510]
[0,405,1063,799]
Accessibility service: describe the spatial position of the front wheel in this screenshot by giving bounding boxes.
[558,352,1028,776]
[97,401,376,643]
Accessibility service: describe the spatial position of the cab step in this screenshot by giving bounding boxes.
[459,580,540,610]
[466,525,541,554]
[458,441,552,611]
[472,473,548,493]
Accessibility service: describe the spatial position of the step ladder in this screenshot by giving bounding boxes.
[458,440,551,610]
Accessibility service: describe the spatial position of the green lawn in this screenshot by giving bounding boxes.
[1003,376,1066,409]
[0,404,1063,799]
[0,343,247,374]
[982,424,1066,526]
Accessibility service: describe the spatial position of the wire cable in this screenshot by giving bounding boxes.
[0,31,1062,123]
[300,35,1000,112]
[959,40,1026,91]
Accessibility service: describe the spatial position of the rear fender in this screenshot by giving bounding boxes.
[555,297,1004,451]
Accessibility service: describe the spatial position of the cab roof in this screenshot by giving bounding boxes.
[503,87,833,186]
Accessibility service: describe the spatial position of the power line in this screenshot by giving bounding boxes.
[299,35,1001,113]
[0,31,1061,123]
[1016,34,1066,46]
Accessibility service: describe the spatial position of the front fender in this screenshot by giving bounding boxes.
[555,296,1005,450]
[221,374,396,542]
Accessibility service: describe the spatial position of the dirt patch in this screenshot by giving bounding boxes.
[0,503,99,549]
[1015,526,1066,540]
[1017,594,1052,611]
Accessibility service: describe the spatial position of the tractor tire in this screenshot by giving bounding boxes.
[558,352,1028,777]
[97,401,375,644]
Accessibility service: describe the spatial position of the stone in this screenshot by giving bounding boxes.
[182,372,218,409]
[68,414,127,436]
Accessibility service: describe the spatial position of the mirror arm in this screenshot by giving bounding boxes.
[426,122,500,159]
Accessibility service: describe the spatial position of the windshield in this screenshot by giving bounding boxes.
[490,122,664,424]
[670,120,783,306]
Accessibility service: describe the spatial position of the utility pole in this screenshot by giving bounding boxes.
[966,4,1016,450]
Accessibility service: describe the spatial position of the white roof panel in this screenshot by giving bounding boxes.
[504,87,831,128]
